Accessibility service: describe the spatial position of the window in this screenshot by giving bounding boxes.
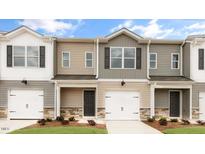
[198,48,204,70]
[171,53,179,69]
[85,52,93,68]
[62,52,70,68]
[27,46,39,67]
[13,46,25,67]
[110,47,136,69]
[149,53,157,69]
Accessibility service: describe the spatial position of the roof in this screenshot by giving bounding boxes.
[52,75,97,80]
[56,38,95,43]
[149,76,192,81]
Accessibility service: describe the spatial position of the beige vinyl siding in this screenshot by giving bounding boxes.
[0,80,54,107]
[155,89,169,108]
[183,43,191,78]
[99,34,147,79]
[149,44,181,76]
[61,88,83,107]
[57,42,96,75]
[182,89,190,119]
[97,81,150,108]
[192,83,205,108]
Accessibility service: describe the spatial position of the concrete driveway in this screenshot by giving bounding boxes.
[106,121,162,134]
[0,120,36,134]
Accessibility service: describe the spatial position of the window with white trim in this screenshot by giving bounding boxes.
[27,46,39,67]
[62,52,70,68]
[85,52,93,68]
[110,47,136,69]
[13,46,26,67]
[171,53,179,69]
[149,53,157,69]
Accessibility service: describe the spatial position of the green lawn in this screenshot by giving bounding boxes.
[163,127,205,134]
[9,126,108,134]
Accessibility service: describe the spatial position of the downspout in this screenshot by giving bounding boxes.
[147,40,151,79]
[180,41,186,76]
[96,38,99,79]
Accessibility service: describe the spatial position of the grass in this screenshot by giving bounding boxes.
[9,126,108,134]
[163,127,205,134]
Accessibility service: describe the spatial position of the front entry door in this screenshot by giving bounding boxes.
[170,91,180,117]
[84,90,95,116]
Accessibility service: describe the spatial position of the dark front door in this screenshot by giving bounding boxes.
[170,91,180,117]
[84,90,95,116]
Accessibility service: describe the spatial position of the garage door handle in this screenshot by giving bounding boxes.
[39,95,44,96]
[133,96,139,98]
[105,112,111,114]
[39,111,44,113]
[10,94,16,96]
[9,111,16,113]
[105,96,111,98]
[133,112,138,114]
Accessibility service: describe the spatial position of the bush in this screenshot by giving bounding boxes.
[61,120,69,125]
[170,119,178,122]
[197,120,205,125]
[181,119,190,125]
[147,116,155,122]
[37,119,46,126]
[87,120,96,126]
[46,118,52,122]
[56,116,64,121]
[159,117,168,126]
[69,116,75,121]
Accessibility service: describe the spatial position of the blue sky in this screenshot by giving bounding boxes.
[1,19,205,39]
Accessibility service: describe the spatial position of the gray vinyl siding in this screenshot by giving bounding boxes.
[183,43,190,78]
[149,44,181,76]
[155,89,169,108]
[182,89,190,119]
[98,34,147,79]
[192,83,205,108]
[0,80,55,108]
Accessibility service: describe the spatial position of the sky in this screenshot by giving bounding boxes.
[1,19,205,39]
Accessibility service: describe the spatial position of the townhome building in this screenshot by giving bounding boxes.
[0,26,204,121]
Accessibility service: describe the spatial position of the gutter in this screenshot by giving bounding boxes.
[180,40,186,76]
[147,40,151,79]
[96,38,99,79]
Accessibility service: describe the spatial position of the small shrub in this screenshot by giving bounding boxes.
[69,116,75,121]
[46,118,52,122]
[181,119,190,125]
[87,120,96,126]
[38,119,46,126]
[159,117,168,126]
[61,120,69,125]
[197,120,202,124]
[170,119,178,122]
[56,116,64,121]
[147,116,155,122]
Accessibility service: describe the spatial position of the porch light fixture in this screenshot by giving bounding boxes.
[21,80,28,85]
[121,80,125,86]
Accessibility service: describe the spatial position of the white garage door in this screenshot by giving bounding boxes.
[105,91,140,120]
[199,92,205,120]
[8,90,44,119]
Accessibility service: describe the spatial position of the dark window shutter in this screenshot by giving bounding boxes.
[104,47,110,69]
[136,48,142,69]
[199,48,204,70]
[7,45,12,67]
[40,46,45,68]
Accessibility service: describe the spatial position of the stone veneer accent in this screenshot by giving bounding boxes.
[0,107,7,119]
[60,107,83,119]
[155,108,169,118]
[192,108,199,119]
[97,108,105,119]
[44,108,54,119]
[140,108,150,120]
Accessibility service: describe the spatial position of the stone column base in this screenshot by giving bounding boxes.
[140,108,150,120]
[60,107,83,119]
[155,108,169,118]
[0,107,7,119]
[192,108,199,119]
[44,108,54,119]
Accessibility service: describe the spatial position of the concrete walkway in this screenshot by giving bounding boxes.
[0,120,36,134]
[106,121,162,134]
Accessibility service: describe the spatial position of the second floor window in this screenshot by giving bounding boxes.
[171,53,179,69]
[110,47,136,69]
[27,46,39,67]
[62,52,70,68]
[13,46,25,67]
[85,52,93,68]
[149,53,157,69]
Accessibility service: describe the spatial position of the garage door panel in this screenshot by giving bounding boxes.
[105,91,140,120]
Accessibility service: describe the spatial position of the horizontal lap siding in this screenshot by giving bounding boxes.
[0,81,54,107]
[192,83,205,108]
[97,82,150,108]
[99,34,147,79]
[155,89,169,108]
[150,44,181,76]
[183,43,191,78]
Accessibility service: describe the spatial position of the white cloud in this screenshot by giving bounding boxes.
[19,19,83,36]
[110,19,174,39]
[185,22,205,30]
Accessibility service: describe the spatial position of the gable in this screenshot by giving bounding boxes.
[107,34,139,46]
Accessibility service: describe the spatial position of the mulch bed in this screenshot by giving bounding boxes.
[144,121,205,132]
[25,120,106,129]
